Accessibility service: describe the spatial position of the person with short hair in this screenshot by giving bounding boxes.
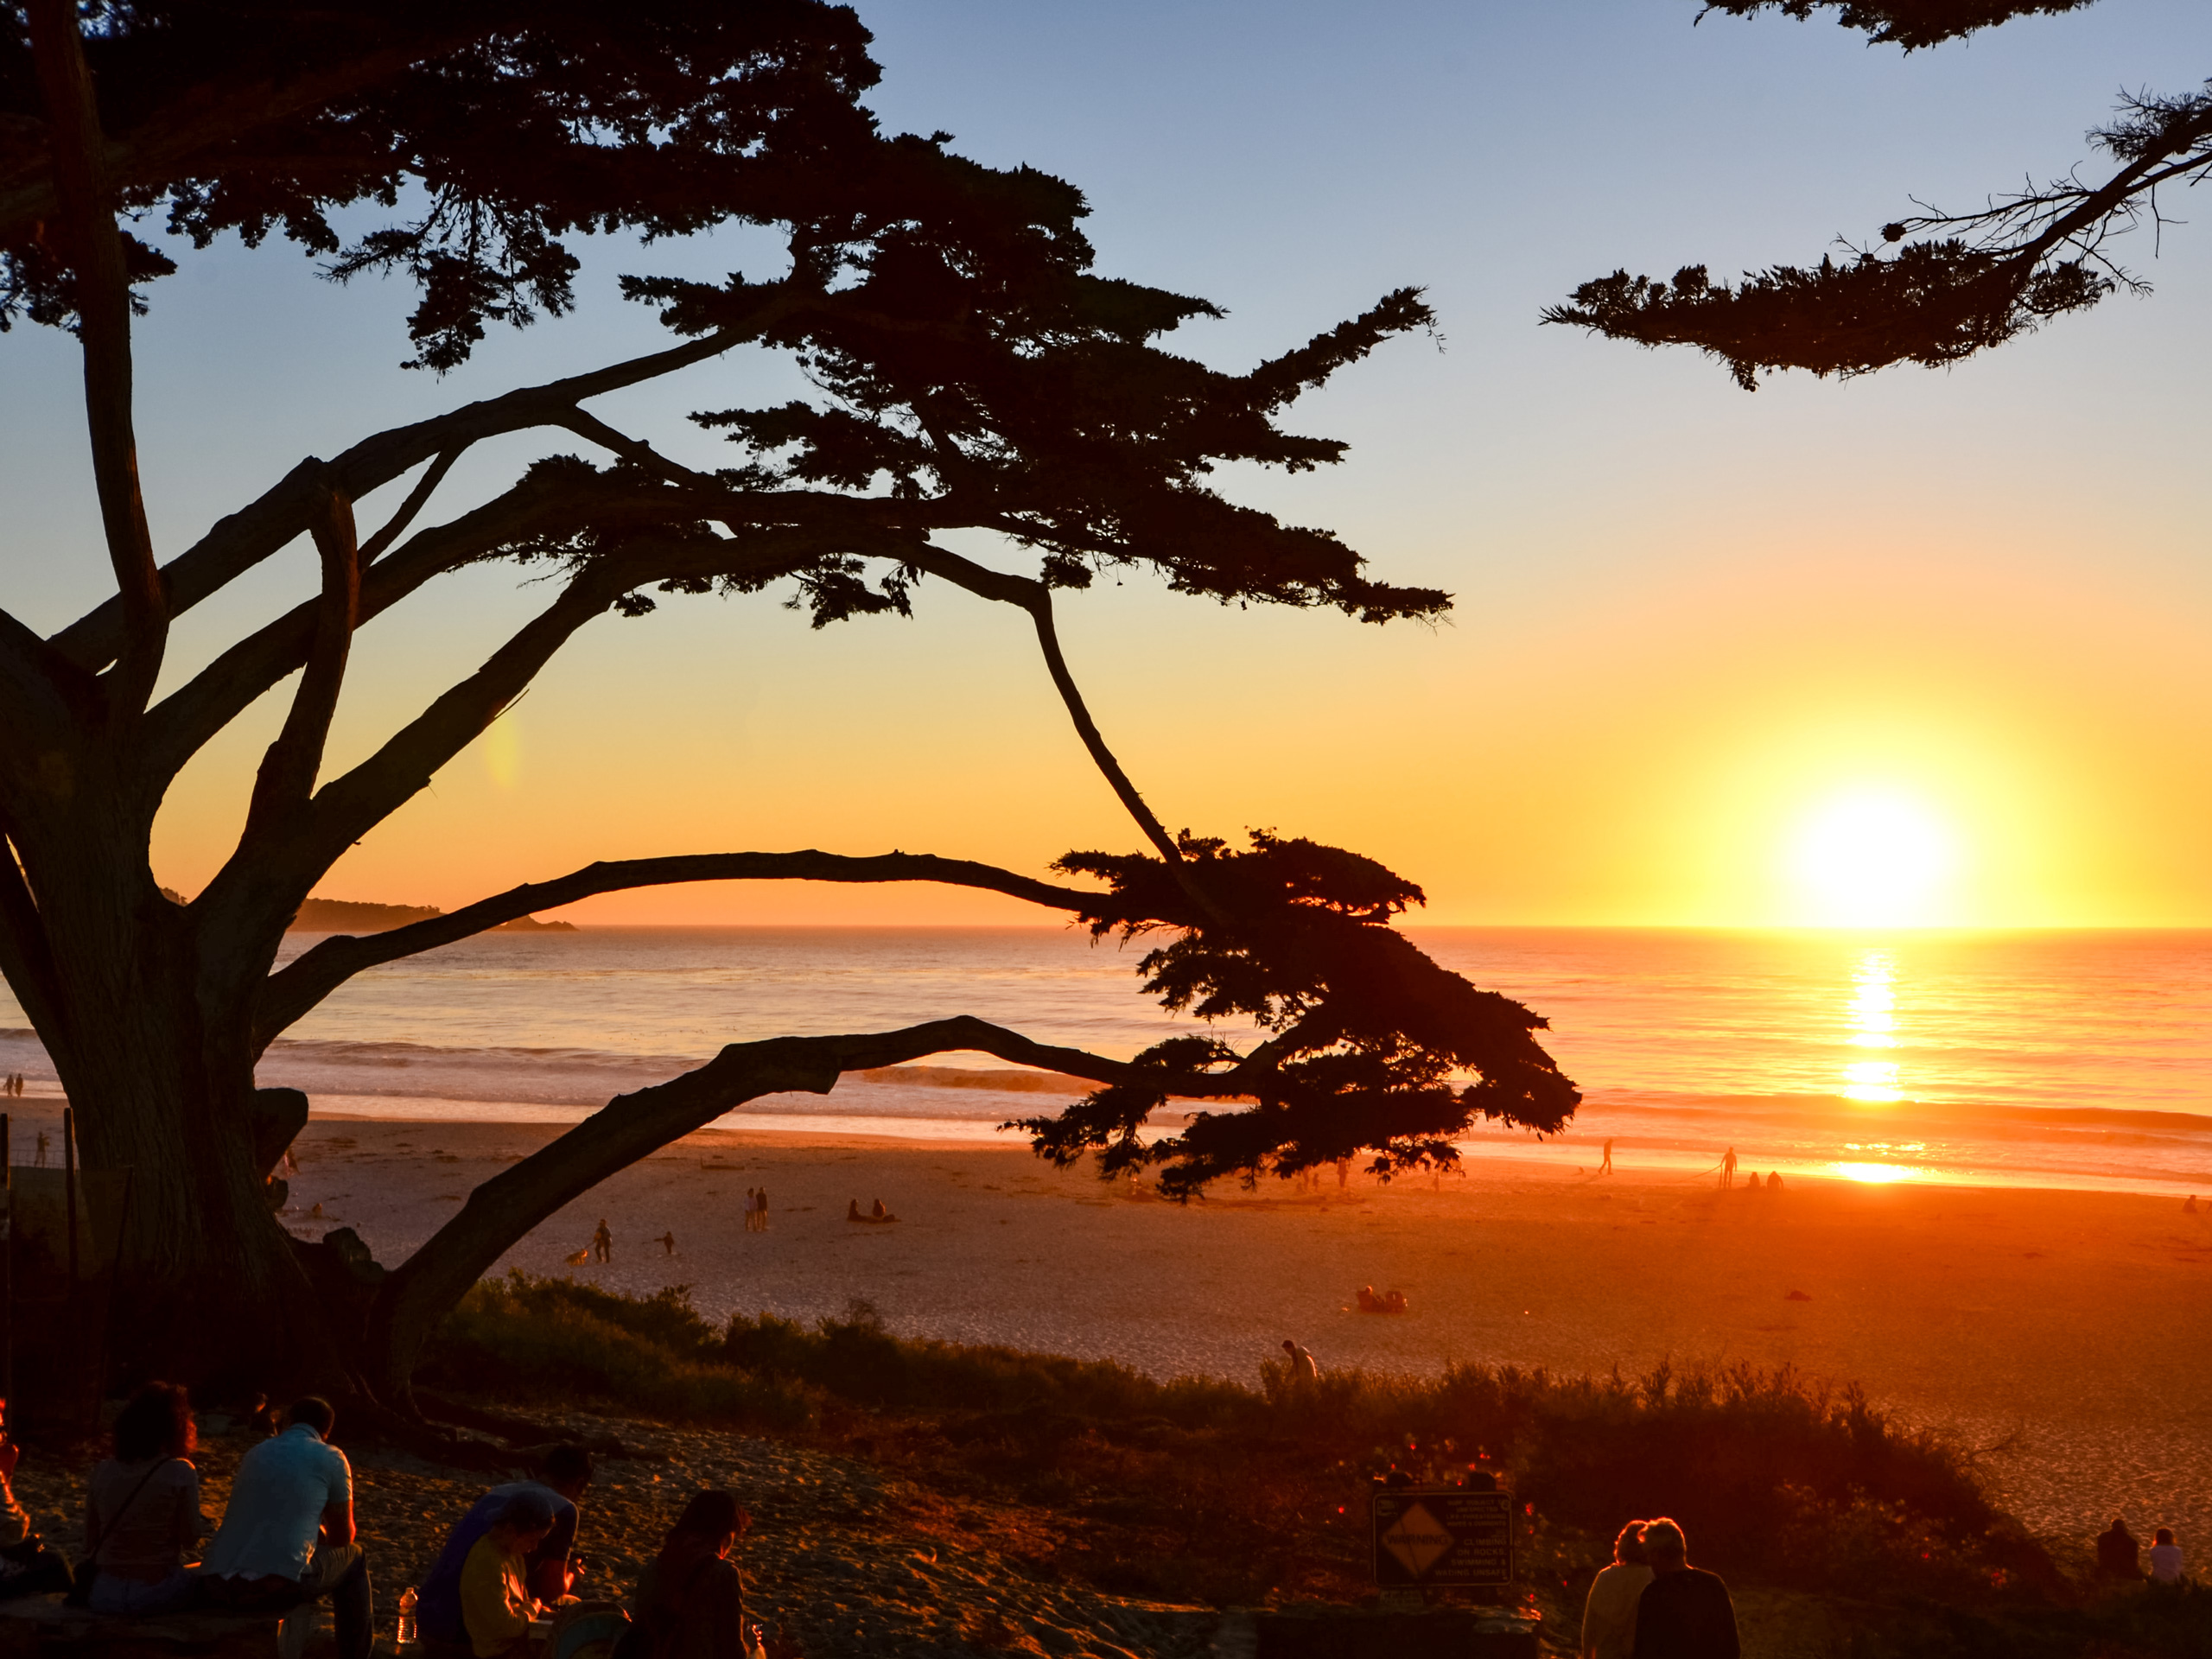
[1632,1518,1738,1659]
[1580,1521,1652,1659]
[196,1397,372,1659]
[84,1382,206,1616]
[420,1447,594,1649]
[632,1491,759,1659]
[461,1491,556,1659]
[2149,1528,2183,1585]
[2097,1516,2142,1580]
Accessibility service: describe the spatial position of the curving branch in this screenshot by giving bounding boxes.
[359,448,461,563]
[255,850,1100,1047]
[359,1014,1235,1405]
[29,0,167,723]
[48,328,747,674]
[239,488,360,842]
[0,813,68,1065]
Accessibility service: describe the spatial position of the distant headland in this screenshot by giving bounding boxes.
[286,897,577,934]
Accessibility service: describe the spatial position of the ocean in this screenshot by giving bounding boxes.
[3,926,2209,1196]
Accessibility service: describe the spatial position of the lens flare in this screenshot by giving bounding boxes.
[1788,790,1956,927]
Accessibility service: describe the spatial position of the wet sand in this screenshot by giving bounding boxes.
[279,1114,2212,1562]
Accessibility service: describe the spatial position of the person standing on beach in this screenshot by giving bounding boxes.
[742,1189,756,1232]
[1632,1518,1738,1659]
[1580,1522,1652,1659]
[1599,1139,1614,1175]
[754,1189,768,1232]
[659,1232,677,1256]
[1720,1147,1738,1190]
[592,1219,613,1264]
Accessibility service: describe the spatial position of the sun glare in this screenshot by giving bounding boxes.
[1788,790,1957,927]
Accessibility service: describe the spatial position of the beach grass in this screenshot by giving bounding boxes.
[420,1274,2109,1626]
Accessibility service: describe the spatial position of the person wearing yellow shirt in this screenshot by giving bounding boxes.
[460,1493,556,1659]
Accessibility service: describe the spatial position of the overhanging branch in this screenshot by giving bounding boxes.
[48,328,746,674]
[255,850,1100,1046]
[360,1014,1233,1403]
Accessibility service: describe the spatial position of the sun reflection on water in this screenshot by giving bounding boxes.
[1843,950,1904,1102]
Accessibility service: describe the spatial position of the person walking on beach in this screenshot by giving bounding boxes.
[659,1231,677,1257]
[1599,1138,1614,1175]
[591,1219,613,1264]
[1632,1518,1738,1659]
[1281,1339,1319,1382]
[1580,1521,1652,1659]
[1720,1147,1738,1190]
[742,1189,757,1232]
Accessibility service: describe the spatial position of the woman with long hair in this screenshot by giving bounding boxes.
[631,1491,760,1659]
[84,1382,205,1616]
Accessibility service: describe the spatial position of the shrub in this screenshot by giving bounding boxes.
[421,1272,814,1430]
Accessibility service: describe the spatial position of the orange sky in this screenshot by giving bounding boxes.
[9,3,2209,930]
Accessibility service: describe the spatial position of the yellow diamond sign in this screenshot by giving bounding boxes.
[1378,1501,1454,1578]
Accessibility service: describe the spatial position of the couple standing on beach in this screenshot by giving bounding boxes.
[742,1188,770,1232]
[1581,1517,1739,1659]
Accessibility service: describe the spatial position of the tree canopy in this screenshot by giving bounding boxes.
[0,1,1574,1402]
[1545,0,2208,385]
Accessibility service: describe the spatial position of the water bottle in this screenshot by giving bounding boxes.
[397,1587,418,1646]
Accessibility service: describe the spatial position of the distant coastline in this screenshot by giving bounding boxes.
[286,897,576,934]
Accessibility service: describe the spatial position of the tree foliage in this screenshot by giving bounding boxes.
[1548,1,2209,385]
[0,1,1570,1398]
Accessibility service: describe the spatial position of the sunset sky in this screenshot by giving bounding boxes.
[5,0,2209,928]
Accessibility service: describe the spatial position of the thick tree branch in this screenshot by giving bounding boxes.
[239,488,360,841]
[29,0,166,724]
[256,851,1099,1048]
[359,1015,1232,1404]
[0,817,69,1063]
[48,329,745,673]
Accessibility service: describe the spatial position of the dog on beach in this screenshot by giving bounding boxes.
[564,1246,590,1266]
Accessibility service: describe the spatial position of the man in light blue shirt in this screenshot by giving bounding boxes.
[199,1398,372,1659]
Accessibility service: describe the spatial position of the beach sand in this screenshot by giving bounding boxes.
[269,1114,2212,1564]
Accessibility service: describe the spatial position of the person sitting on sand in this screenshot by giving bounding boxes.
[2097,1517,2142,1579]
[1765,1172,1784,1193]
[1580,1521,1652,1659]
[196,1397,372,1659]
[1383,1288,1408,1314]
[2149,1528,2183,1585]
[1281,1339,1319,1382]
[1743,1171,1761,1192]
[421,1447,594,1650]
[82,1381,206,1616]
[1357,1285,1384,1313]
[632,1490,761,1659]
[847,1198,864,1223]
[460,1491,556,1659]
[0,1395,70,1601]
[1633,1518,1738,1659]
[871,1198,891,1221]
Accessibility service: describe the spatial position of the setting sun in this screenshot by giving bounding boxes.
[1787,790,1959,928]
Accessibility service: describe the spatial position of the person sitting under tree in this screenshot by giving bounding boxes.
[419,1446,594,1651]
[196,1397,372,1659]
[459,1491,557,1659]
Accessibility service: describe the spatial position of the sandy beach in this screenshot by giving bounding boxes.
[232,1112,2210,1563]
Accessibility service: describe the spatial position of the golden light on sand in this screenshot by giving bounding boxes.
[1788,790,1957,927]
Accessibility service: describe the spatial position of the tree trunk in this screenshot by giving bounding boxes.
[8,763,344,1398]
